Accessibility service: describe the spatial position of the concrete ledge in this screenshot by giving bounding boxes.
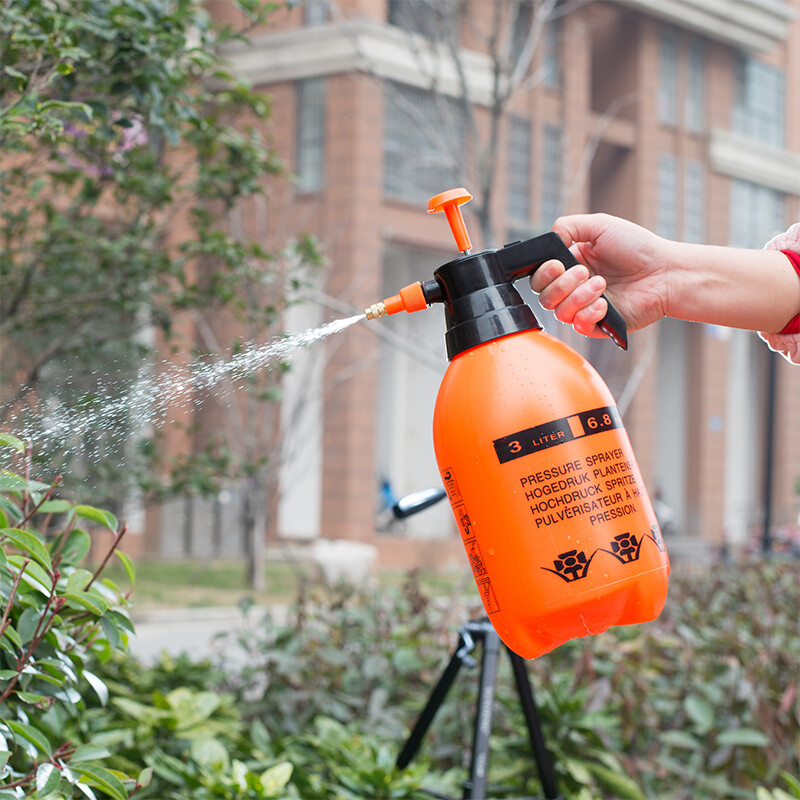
[615,0,794,52]
[710,129,800,196]
[221,21,498,105]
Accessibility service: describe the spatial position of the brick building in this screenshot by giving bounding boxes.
[145,0,800,566]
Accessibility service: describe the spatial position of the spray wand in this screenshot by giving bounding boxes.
[364,188,628,350]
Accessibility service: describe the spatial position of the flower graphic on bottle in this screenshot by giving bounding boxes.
[649,524,666,552]
[544,549,592,582]
[606,532,640,563]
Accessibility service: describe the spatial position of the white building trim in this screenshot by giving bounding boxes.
[221,21,498,106]
[614,0,794,52]
[710,129,800,195]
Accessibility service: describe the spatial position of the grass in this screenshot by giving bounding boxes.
[104,559,305,609]
[105,558,473,611]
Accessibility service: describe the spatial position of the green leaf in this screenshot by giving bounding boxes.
[167,687,221,729]
[37,762,61,795]
[105,609,135,634]
[0,527,53,571]
[114,550,135,585]
[684,694,715,733]
[584,760,646,800]
[83,670,109,706]
[0,497,20,527]
[17,605,43,644]
[1,624,22,651]
[70,765,128,800]
[717,728,770,747]
[58,528,92,564]
[7,720,52,757]
[7,555,51,595]
[659,729,702,750]
[112,696,169,725]
[38,499,72,514]
[136,766,153,788]
[189,736,229,770]
[65,568,93,594]
[260,762,293,796]
[0,472,26,491]
[71,744,111,763]
[65,591,109,616]
[779,771,800,797]
[0,435,25,453]
[0,471,49,493]
[15,691,48,704]
[74,505,117,531]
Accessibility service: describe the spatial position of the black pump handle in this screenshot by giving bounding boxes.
[498,233,628,350]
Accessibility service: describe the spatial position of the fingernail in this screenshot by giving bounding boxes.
[589,299,606,315]
[588,276,605,292]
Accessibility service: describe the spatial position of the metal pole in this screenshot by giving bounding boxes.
[762,353,777,555]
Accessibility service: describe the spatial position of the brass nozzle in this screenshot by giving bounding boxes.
[364,301,387,320]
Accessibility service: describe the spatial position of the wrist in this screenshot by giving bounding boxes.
[662,242,799,331]
[660,239,704,322]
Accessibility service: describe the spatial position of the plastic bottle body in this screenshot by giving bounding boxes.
[432,329,670,660]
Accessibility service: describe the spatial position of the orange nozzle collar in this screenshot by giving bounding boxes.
[365,281,430,320]
[383,281,428,315]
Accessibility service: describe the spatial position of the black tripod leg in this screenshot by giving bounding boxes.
[508,651,561,800]
[463,626,502,800]
[396,639,467,770]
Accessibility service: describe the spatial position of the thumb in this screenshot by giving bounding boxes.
[552,214,609,249]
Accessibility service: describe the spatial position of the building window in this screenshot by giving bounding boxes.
[383,82,465,203]
[295,77,325,192]
[658,27,679,126]
[540,124,562,225]
[685,38,705,133]
[304,0,328,26]
[684,160,705,244]
[730,180,786,248]
[733,56,785,149]
[543,15,561,88]
[512,1,533,57]
[507,117,531,222]
[657,152,678,239]
[387,0,442,38]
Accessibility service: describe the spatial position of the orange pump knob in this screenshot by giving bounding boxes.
[428,188,473,253]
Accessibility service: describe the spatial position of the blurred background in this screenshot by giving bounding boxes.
[2,4,798,796]
[2,0,799,587]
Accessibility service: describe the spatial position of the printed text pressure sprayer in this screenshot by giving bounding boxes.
[366,189,669,660]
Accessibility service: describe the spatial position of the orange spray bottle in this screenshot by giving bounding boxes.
[366,188,669,660]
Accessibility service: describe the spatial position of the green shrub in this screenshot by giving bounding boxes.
[6,422,793,800]
[215,576,646,799]
[536,560,799,798]
[213,562,798,799]
[0,434,143,798]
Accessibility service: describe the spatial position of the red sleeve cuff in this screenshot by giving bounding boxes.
[778,250,800,335]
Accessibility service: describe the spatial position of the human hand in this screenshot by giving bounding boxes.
[530,213,672,337]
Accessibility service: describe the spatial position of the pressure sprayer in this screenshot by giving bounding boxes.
[365,188,669,660]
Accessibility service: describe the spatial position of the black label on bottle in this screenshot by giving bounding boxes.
[493,405,623,464]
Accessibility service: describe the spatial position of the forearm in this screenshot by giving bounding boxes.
[664,242,800,333]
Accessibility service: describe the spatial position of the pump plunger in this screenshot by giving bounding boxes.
[428,188,473,254]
